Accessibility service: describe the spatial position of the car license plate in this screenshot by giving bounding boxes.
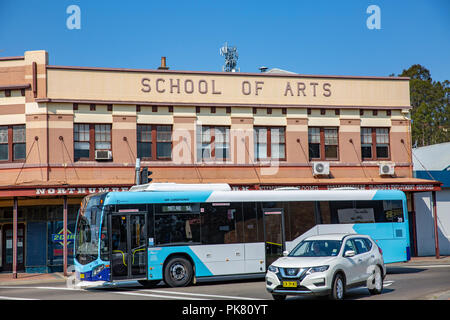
[282,281,297,288]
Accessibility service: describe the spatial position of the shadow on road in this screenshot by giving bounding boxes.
[87,277,266,292]
[387,266,427,275]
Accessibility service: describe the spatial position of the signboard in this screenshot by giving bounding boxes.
[36,186,130,196]
[231,183,440,192]
[337,208,375,223]
[52,229,76,245]
[47,67,411,108]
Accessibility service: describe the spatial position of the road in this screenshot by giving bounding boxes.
[0,264,449,301]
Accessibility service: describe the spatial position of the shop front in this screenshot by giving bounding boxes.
[0,184,130,275]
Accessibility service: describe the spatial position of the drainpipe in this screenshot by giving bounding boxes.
[432,191,440,259]
[12,197,18,278]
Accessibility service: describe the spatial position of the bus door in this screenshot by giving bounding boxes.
[263,208,286,268]
[110,212,147,280]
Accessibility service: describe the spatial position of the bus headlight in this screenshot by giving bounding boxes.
[92,264,105,277]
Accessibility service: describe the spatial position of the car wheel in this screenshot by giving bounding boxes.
[164,256,194,287]
[272,294,286,300]
[329,273,345,300]
[368,265,383,295]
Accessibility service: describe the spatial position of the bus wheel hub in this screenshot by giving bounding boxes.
[171,263,186,280]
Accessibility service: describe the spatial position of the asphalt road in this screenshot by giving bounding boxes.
[0,264,449,301]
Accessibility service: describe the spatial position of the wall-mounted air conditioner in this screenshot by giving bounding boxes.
[95,150,112,160]
[312,162,330,176]
[379,163,395,176]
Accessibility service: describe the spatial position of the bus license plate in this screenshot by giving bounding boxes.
[283,281,297,288]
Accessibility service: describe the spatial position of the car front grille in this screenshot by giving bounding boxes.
[280,267,307,278]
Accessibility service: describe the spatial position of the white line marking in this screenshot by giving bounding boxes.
[384,280,394,287]
[115,291,206,300]
[142,289,264,300]
[404,265,450,268]
[0,295,38,300]
[0,286,75,290]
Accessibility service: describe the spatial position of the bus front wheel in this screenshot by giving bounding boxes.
[164,256,194,287]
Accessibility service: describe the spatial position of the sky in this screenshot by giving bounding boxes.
[1,0,449,81]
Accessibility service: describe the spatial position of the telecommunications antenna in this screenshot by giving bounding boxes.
[219,42,239,72]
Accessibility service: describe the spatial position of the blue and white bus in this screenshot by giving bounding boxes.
[74,183,410,287]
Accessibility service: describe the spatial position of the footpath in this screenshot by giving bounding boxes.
[0,256,449,299]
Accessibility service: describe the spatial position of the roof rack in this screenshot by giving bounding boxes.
[129,182,232,192]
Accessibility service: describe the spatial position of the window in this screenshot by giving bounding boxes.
[324,200,404,223]
[200,203,239,244]
[254,127,286,160]
[286,202,316,241]
[74,124,111,161]
[289,240,342,257]
[308,127,339,160]
[95,124,111,151]
[361,127,390,160]
[197,126,230,161]
[0,125,26,162]
[137,125,172,160]
[154,203,201,245]
[343,239,357,254]
[353,238,369,254]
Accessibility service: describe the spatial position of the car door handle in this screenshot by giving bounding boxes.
[358,259,363,262]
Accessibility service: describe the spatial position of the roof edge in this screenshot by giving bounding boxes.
[46,65,411,81]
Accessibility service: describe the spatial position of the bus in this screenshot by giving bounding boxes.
[74,183,410,287]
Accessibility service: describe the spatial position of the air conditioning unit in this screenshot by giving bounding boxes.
[95,150,112,160]
[379,163,395,176]
[312,162,330,176]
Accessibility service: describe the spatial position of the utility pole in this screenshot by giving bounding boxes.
[135,158,141,185]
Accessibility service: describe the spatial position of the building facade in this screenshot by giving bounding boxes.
[413,142,450,256]
[0,50,441,274]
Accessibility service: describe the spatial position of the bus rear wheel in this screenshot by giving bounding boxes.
[164,256,194,287]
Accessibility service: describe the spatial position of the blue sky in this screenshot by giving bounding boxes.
[1,0,449,81]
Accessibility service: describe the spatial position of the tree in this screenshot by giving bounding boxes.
[398,65,450,147]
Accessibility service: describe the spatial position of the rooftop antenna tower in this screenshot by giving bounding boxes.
[219,42,239,72]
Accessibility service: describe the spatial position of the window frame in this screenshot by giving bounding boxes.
[360,127,390,161]
[308,127,339,161]
[136,124,173,161]
[254,126,286,161]
[197,125,230,161]
[0,124,26,163]
[74,123,112,161]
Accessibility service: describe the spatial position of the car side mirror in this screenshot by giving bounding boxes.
[283,250,289,257]
[344,250,356,257]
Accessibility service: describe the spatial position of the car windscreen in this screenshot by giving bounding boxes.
[289,240,342,257]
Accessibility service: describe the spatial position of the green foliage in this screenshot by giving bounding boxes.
[398,65,450,147]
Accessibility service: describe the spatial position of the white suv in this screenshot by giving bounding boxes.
[265,233,386,300]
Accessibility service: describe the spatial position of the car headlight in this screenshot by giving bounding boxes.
[268,265,279,273]
[306,265,329,275]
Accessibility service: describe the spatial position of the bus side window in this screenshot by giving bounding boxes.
[382,200,404,222]
[242,202,258,243]
[287,201,315,241]
[201,203,239,244]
